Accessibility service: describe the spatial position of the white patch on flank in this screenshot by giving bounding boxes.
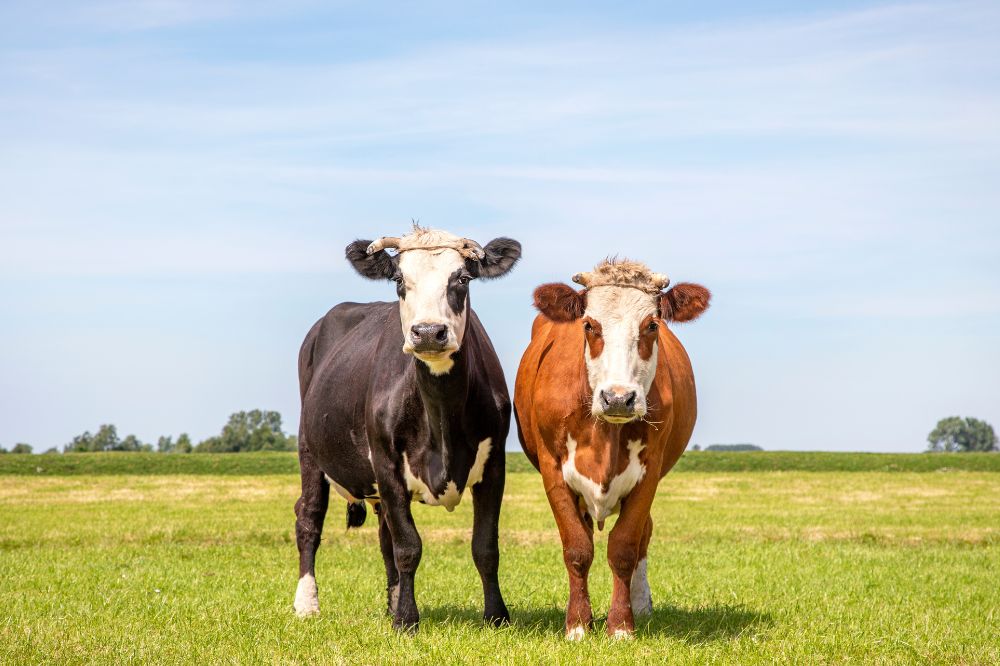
[583,285,660,421]
[467,438,493,486]
[565,625,586,641]
[294,573,320,617]
[612,628,634,640]
[561,436,646,523]
[403,453,462,511]
[630,557,653,616]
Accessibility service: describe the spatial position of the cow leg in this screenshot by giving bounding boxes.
[377,475,423,632]
[294,443,330,617]
[471,448,510,626]
[630,516,653,617]
[374,502,400,616]
[541,461,595,640]
[606,477,659,638]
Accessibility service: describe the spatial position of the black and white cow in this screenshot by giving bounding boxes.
[294,226,521,632]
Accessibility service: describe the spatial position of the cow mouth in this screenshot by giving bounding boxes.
[413,349,455,361]
[598,414,640,424]
[402,343,458,356]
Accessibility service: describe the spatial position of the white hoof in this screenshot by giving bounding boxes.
[294,574,320,617]
[630,558,653,617]
[565,625,586,641]
[612,628,635,640]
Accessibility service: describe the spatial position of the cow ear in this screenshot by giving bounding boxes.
[660,283,711,323]
[345,240,396,281]
[478,238,521,279]
[534,283,586,322]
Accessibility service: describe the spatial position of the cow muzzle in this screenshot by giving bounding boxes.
[593,384,646,423]
[409,324,455,354]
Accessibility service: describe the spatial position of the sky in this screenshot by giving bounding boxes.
[1,0,998,453]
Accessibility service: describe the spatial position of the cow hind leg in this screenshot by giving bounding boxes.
[630,517,654,617]
[375,503,400,616]
[377,476,423,632]
[294,445,330,617]
[471,450,510,626]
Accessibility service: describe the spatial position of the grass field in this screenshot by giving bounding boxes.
[2,453,998,664]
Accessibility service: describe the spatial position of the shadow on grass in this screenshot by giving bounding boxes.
[420,602,771,642]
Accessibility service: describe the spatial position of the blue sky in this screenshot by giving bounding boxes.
[1,1,998,452]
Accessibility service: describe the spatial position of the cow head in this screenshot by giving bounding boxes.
[533,259,710,423]
[347,225,521,374]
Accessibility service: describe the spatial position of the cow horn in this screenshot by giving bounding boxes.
[366,237,401,255]
[572,272,593,287]
[651,273,670,290]
[460,239,486,260]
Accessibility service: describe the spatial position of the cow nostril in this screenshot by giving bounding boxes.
[434,327,448,343]
[624,392,636,409]
[599,390,611,408]
[410,325,422,339]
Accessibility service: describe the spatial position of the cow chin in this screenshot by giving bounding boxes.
[402,345,460,376]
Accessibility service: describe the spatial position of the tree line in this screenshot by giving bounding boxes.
[3,413,997,455]
[0,409,296,455]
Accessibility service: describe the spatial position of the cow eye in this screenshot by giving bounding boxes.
[583,321,593,333]
[392,275,403,285]
[458,275,471,285]
[647,321,658,333]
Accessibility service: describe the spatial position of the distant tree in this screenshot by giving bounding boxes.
[65,430,95,453]
[196,410,295,453]
[0,445,6,454]
[11,443,33,454]
[65,424,150,452]
[705,443,763,452]
[157,436,174,454]
[118,434,151,452]
[175,433,193,454]
[92,424,120,451]
[927,417,998,453]
[42,447,59,455]
[691,444,702,451]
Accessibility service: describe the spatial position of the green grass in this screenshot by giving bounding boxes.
[3,450,1000,476]
[1,464,998,664]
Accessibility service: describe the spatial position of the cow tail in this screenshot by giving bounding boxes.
[346,501,367,529]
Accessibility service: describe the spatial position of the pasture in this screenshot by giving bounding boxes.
[2,452,998,664]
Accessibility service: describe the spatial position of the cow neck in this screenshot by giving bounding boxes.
[412,306,473,454]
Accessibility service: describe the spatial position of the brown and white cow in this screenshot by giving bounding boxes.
[513,259,710,639]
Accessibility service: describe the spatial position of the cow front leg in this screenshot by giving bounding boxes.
[471,445,510,626]
[377,475,423,633]
[606,477,659,638]
[540,458,594,640]
[294,442,330,617]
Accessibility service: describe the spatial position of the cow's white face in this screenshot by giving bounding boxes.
[581,286,660,423]
[395,248,472,375]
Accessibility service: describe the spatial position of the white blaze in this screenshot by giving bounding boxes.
[583,286,659,419]
[396,248,468,374]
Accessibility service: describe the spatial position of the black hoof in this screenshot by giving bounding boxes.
[392,615,419,634]
[485,606,511,627]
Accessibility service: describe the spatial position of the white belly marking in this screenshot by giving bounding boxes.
[561,436,646,523]
[402,438,492,512]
